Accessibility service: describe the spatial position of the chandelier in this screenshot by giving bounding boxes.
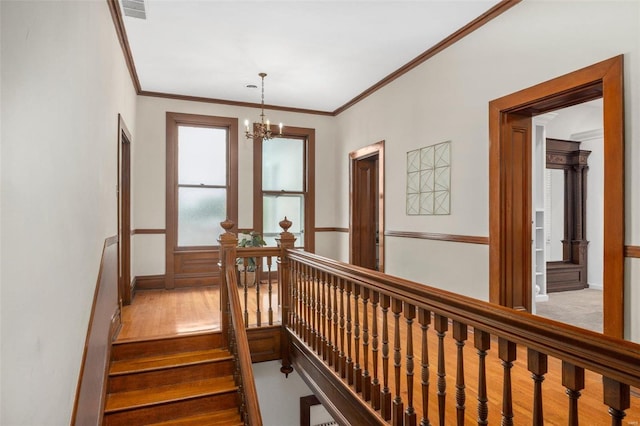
[244,72,283,140]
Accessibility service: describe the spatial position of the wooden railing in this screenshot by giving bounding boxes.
[281,249,640,425]
[219,217,640,425]
[219,221,263,426]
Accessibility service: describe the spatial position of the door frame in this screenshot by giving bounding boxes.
[350,141,385,272]
[489,55,624,337]
[117,114,132,305]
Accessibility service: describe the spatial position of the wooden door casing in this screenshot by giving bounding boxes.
[118,114,132,305]
[489,55,624,337]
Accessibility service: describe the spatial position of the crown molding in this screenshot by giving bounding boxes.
[107,0,521,117]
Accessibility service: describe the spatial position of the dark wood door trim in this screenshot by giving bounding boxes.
[350,141,385,272]
[489,55,624,337]
[118,114,132,305]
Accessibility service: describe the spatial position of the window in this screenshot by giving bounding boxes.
[177,126,228,246]
[254,126,314,251]
[166,112,238,288]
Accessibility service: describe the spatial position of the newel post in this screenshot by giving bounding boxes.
[276,217,296,376]
[218,219,238,348]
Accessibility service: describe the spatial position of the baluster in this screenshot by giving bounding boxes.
[562,361,584,426]
[419,309,431,426]
[305,264,312,344]
[267,256,273,325]
[474,329,491,425]
[603,377,630,426]
[405,303,417,426]
[298,262,305,336]
[325,274,333,366]
[333,276,340,371]
[346,281,354,385]
[353,283,362,392]
[314,268,321,353]
[321,271,328,361]
[499,338,516,426]
[453,322,467,426]
[296,261,304,337]
[243,258,249,326]
[392,298,404,426]
[294,261,302,335]
[288,260,296,331]
[381,294,392,420]
[339,278,347,378]
[310,266,317,351]
[362,287,371,401]
[371,291,381,410]
[434,314,448,426]
[527,349,547,426]
[255,259,261,327]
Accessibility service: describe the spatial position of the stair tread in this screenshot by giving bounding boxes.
[105,376,237,413]
[145,408,243,426]
[110,348,232,375]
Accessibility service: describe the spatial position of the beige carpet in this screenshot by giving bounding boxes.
[535,288,603,333]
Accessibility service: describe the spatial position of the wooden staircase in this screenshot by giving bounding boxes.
[104,331,243,425]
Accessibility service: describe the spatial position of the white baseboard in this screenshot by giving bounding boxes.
[588,283,603,291]
[535,294,549,303]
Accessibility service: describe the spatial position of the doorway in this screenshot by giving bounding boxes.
[118,114,132,305]
[350,141,385,271]
[488,55,624,338]
[531,101,604,333]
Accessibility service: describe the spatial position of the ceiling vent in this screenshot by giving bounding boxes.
[121,0,146,20]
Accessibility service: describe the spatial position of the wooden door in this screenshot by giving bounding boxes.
[352,156,378,269]
[350,141,385,271]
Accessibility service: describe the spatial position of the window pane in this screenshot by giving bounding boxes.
[178,187,226,246]
[178,126,227,185]
[262,137,303,191]
[263,194,303,234]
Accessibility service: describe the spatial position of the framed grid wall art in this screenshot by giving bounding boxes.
[406,141,451,215]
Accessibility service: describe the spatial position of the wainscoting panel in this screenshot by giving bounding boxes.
[71,236,120,425]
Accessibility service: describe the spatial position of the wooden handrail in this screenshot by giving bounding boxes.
[285,249,640,389]
[236,246,281,258]
[224,259,262,426]
[219,220,263,426]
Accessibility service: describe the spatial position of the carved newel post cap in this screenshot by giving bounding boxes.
[279,216,292,233]
[220,218,235,233]
[218,219,237,244]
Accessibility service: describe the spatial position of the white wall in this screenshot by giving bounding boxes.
[333,1,640,340]
[253,361,334,426]
[0,2,137,424]
[132,96,338,276]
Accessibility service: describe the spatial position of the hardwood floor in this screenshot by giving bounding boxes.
[118,288,220,340]
[118,283,280,341]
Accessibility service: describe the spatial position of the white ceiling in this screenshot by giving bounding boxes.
[121,0,502,113]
